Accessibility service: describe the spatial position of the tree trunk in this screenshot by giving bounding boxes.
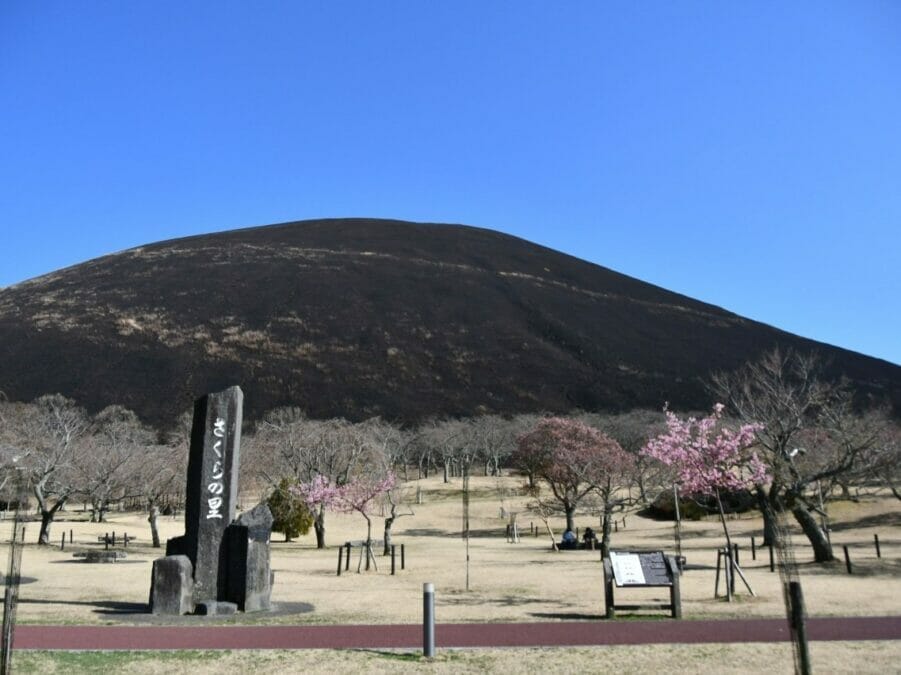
[148,505,161,548]
[314,507,326,549]
[383,515,395,555]
[600,508,612,559]
[715,489,735,601]
[443,460,449,483]
[564,504,575,533]
[757,486,777,546]
[792,501,835,562]
[39,508,56,545]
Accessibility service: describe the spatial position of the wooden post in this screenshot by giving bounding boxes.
[874,534,881,558]
[843,545,852,574]
[70,529,73,545]
[391,545,396,575]
[622,517,626,529]
[345,542,351,572]
[751,536,756,560]
[714,549,722,597]
[337,547,343,576]
[112,531,116,546]
[789,581,812,675]
[603,558,615,619]
[124,533,128,548]
[614,521,618,533]
[60,533,65,551]
[769,543,775,572]
[666,556,682,619]
[105,534,110,551]
[733,543,739,566]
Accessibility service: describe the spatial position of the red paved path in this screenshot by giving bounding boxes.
[12,617,901,650]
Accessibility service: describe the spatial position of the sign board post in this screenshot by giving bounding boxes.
[603,550,681,619]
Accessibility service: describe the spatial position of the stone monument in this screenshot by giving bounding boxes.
[150,385,273,615]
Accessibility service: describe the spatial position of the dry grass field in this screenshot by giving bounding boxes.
[2,474,900,672]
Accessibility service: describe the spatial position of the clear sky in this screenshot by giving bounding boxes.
[2,2,899,365]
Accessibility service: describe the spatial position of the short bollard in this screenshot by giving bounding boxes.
[751,536,757,561]
[391,545,396,575]
[70,529,74,545]
[60,533,65,551]
[401,543,406,570]
[843,545,853,574]
[345,542,351,572]
[874,534,881,558]
[423,582,435,658]
[337,547,343,576]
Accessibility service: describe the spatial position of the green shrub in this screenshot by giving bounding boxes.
[267,478,314,541]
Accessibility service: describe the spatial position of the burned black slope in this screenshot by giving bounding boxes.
[0,218,897,428]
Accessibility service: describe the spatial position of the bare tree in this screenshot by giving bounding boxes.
[868,419,901,500]
[711,348,883,561]
[75,405,154,522]
[140,441,188,548]
[10,395,89,544]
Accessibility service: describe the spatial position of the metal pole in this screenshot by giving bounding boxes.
[423,583,435,657]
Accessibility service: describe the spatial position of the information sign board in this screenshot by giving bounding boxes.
[609,550,671,587]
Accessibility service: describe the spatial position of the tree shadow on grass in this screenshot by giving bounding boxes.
[528,612,607,621]
[829,510,901,531]
[400,527,504,539]
[18,597,147,614]
[19,597,316,622]
[792,558,901,578]
[440,594,550,608]
[50,559,146,565]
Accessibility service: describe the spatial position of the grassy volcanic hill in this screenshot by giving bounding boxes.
[0,218,898,429]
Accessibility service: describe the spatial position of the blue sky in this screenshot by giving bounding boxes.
[1,2,899,365]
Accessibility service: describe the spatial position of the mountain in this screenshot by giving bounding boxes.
[0,218,897,429]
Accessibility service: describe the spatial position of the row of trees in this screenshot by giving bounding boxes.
[0,394,187,546]
[1,349,898,564]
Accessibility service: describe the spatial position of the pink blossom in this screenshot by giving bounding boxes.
[642,404,767,496]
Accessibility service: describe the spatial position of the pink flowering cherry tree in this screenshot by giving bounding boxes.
[642,404,767,573]
[517,417,634,554]
[294,472,397,571]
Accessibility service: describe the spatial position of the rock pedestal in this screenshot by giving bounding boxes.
[225,503,274,611]
[149,386,273,615]
[150,555,194,615]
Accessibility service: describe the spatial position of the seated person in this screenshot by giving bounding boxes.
[560,529,577,549]
[582,527,596,543]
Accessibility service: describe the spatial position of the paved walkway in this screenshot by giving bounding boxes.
[12,617,901,650]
